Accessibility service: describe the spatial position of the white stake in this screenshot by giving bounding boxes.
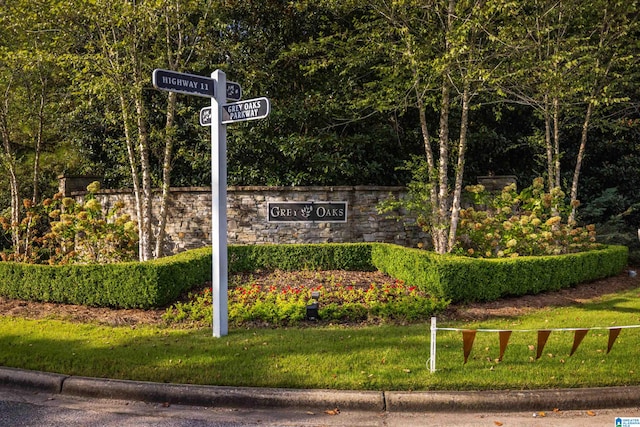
[429,316,437,373]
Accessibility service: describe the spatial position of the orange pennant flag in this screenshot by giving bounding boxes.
[462,330,477,364]
[536,330,551,360]
[607,328,622,354]
[498,331,512,361]
[569,329,589,357]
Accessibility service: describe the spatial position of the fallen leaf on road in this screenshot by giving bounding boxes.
[587,410,596,416]
[325,408,340,415]
[494,421,503,426]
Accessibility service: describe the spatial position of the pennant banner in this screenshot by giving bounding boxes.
[607,328,622,354]
[569,329,589,356]
[433,320,640,367]
[498,331,512,361]
[536,330,552,360]
[462,330,477,364]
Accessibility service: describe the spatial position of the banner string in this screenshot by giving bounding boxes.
[436,324,640,333]
[428,318,640,372]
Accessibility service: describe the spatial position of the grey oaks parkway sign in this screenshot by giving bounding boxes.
[267,201,348,223]
[199,97,270,125]
[152,68,269,338]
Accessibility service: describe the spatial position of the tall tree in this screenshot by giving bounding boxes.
[77,0,219,260]
[497,0,639,224]
[0,0,73,256]
[567,0,640,222]
[299,0,516,253]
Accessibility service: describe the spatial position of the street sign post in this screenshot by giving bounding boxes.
[153,68,269,338]
[210,70,228,338]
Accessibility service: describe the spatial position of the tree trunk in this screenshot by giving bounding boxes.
[433,75,451,255]
[568,101,593,223]
[134,91,153,262]
[0,94,21,254]
[32,79,46,204]
[553,96,561,188]
[155,90,177,258]
[119,93,144,260]
[543,95,554,192]
[447,82,471,252]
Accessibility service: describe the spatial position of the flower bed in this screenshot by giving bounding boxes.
[162,270,450,327]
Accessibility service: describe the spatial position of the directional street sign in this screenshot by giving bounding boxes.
[152,69,214,98]
[221,97,270,124]
[200,107,213,126]
[153,68,269,338]
[226,81,242,101]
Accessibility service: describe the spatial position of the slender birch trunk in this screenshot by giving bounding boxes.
[448,82,471,251]
[155,90,177,258]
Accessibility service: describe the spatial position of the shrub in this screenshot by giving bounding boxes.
[228,243,374,273]
[455,178,602,258]
[372,243,628,303]
[0,247,211,308]
[0,182,138,264]
[0,242,627,310]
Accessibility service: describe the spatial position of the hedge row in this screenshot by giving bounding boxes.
[0,243,628,308]
[228,243,374,273]
[0,247,212,309]
[370,243,628,302]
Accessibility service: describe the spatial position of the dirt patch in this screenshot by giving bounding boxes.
[0,269,638,327]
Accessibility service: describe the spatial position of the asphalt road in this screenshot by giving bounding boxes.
[1,385,640,427]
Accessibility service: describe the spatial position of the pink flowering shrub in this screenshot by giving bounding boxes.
[455,177,601,258]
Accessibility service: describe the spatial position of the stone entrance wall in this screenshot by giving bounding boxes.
[70,183,428,254]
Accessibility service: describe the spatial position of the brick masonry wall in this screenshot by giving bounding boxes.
[75,185,428,255]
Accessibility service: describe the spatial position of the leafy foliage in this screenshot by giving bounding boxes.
[455,178,602,258]
[0,182,138,264]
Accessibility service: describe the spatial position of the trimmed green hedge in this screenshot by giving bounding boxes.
[371,243,628,302]
[228,243,374,273]
[0,243,628,308]
[0,247,212,309]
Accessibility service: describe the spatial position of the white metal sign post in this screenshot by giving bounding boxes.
[210,69,228,338]
[153,68,270,338]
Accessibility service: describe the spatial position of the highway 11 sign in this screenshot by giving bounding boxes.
[152,69,214,98]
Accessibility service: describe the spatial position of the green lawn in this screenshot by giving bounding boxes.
[1,284,639,391]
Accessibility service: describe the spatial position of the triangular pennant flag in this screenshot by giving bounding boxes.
[498,331,512,361]
[462,330,477,364]
[536,330,551,360]
[607,328,622,354]
[569,329,589,357]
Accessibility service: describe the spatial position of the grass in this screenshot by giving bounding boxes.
[1,284,639,391]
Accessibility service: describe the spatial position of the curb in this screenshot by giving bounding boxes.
[2,367,640,412]
[61,376,385,411]
[385,387,640,412]
[0,366,68,394]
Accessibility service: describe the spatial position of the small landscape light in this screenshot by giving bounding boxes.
[306,291,320,321]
